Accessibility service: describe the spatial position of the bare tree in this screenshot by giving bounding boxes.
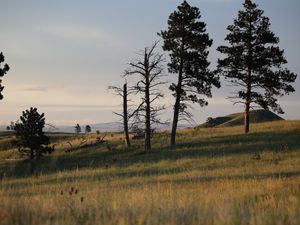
[109,82,135,148]
[124,41,166,152]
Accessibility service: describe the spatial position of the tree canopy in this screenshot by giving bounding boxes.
[14,107,52,160]
[0,52,10,100]
[159,0,220,146]
[217,0,297,133]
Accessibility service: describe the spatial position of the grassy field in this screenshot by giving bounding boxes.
[0,120,300,225]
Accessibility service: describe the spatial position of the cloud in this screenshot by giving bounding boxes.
[39,24,125,48]
[21,103,119,111]
[21,86,48,92]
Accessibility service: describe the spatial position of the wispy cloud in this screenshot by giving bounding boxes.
[39,24,125,48]
[21,103,119,111]
[21,86,48,92]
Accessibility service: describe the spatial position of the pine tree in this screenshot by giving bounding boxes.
[0,52,10,100]
[75,124,81,134]
[14,107,53,174]
[217,0,297,133]
[159,1,220,147]
[85,125,92,134]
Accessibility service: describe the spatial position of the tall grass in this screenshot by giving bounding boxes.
[0,121,300,225]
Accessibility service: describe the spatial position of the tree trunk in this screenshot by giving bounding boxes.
[145,55,151,152]
[245,63,252,134]
[244,101,250,134]
[244,21,252,134]
[170,54,184,148]
[171,91,180,148]
[123,83,131,148]
[30,148,35,175]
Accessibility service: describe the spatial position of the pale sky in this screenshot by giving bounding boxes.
[0,0,299,126]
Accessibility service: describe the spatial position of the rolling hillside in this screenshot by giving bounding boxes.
[199,109,284,128]
[0,120,300,225]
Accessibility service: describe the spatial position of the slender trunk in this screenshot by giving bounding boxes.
[30,148,35,175]
[244,21,252,134]
[245,57,252,134]
[244,70,251,134]
[170,85,181,148]
[171,55,184,148]
[145,56,151,152]
[123,83,130,148]
[244,101,250,134]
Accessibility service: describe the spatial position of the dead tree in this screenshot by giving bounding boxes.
[124,41,166,152]
[65,134,107,152]
[109,82,135,148]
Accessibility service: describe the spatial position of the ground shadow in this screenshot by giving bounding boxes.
[1,128,299,181]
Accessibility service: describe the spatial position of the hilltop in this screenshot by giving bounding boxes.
[199,109,284,128]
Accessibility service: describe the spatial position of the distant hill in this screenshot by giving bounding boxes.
[199,109,284,128]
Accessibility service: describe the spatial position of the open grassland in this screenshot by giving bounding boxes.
[0,120,300,225]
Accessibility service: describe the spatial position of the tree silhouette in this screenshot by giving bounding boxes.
[14,107,53,174]
[109,82,135,148]
[85,125,92,134]
[124,41,166,152]
[0,52,10,100]
[217,0,297,133]
[75,124,81,134]
[159,1,220,147]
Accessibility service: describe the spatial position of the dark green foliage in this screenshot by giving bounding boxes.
[14,107,52,160]
[75,124,81,134]
[9,121,15,130]
[204,117,218,128]
[85,125,92,134]
[217,0,297,133]
[0,52,10,100]
[159,0,220,147]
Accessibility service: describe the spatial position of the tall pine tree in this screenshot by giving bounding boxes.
[217,0,297,133]
[159,1,220,147]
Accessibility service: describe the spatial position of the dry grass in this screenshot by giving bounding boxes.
[0,121,300,225]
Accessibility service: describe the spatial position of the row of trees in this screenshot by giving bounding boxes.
[0,0,297,167]
[110,0,297,151]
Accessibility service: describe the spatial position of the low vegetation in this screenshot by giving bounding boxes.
[199,109,284,128]
[0,120,299,225]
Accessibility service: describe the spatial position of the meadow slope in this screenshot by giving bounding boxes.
[0,120,300,225]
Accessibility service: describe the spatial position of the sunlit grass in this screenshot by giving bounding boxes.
[0,121,300,225]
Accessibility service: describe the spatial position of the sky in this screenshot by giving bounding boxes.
[0,0,299,126]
